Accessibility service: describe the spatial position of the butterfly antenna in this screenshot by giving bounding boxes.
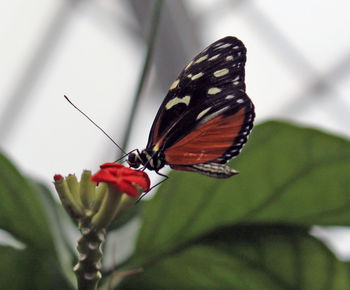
[114,149,138,163]
[64,95,127,155]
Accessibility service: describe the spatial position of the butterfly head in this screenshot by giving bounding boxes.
[127,151,142,169]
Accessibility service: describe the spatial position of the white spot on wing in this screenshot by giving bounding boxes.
[195,54,208,63]
[199,106,229,124]
[191,72,204,80]
[208,54,220,61]
[226,55,233,61]
[226,95,234,100]
[165,95,191,110]
[208,87,222,95]
[232,75,240,86]
[213,68,229,77]
[185,60,193,70]
[236,98,244,104]
[169,79,179,90]
[214,43,232,50]
[196,107,212,120]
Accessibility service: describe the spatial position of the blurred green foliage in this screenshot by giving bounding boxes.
[1,121,350,289]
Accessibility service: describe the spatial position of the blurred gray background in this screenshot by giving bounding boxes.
[1,0,350,260]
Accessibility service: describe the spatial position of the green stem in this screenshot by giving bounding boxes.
[74,219,105,290]
[119,0,164,157]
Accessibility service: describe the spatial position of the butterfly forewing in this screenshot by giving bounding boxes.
[147,37,247,146]
[145,36,255,176]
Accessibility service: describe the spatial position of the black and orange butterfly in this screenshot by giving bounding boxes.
[127,36,255,178]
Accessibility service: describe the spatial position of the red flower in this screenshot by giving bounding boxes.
[91,163,150,197]
[54,174,63,181]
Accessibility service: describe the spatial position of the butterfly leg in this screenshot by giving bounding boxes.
[147,172,169,192]
[137,171,169,201]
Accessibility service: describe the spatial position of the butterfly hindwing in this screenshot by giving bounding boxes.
[164,99,253,164]
[145,36,255,176]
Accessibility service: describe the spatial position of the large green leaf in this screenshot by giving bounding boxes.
[0,152,74,288]
[121,226,350,289]
[133,121,350,260]
[0,152,53,249]
[0,245,72,290]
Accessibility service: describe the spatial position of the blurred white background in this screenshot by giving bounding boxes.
[1,0,350,258]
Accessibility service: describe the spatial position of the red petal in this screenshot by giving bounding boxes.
[100,163,125,169]
[118,166,140,175]
[91,170,116,184]
[123,175,150,191]
[91,163,150,196]
[117,180,138,197]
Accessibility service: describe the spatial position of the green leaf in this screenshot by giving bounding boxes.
[0,152,54,249]
[0,152,74,288]
[133,121,350,260]
[121,226,350,289]
[0,245,72,290]
[33,181,77,287]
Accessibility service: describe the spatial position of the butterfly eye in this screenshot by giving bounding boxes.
[127,152,141,168]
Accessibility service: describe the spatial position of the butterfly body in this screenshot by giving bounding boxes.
[127,36,255,178]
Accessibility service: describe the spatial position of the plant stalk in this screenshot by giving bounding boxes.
[74,219,106,290]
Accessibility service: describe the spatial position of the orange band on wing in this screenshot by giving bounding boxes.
[164,108,246,165]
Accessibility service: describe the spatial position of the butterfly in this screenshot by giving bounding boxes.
[127,36,255,178]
